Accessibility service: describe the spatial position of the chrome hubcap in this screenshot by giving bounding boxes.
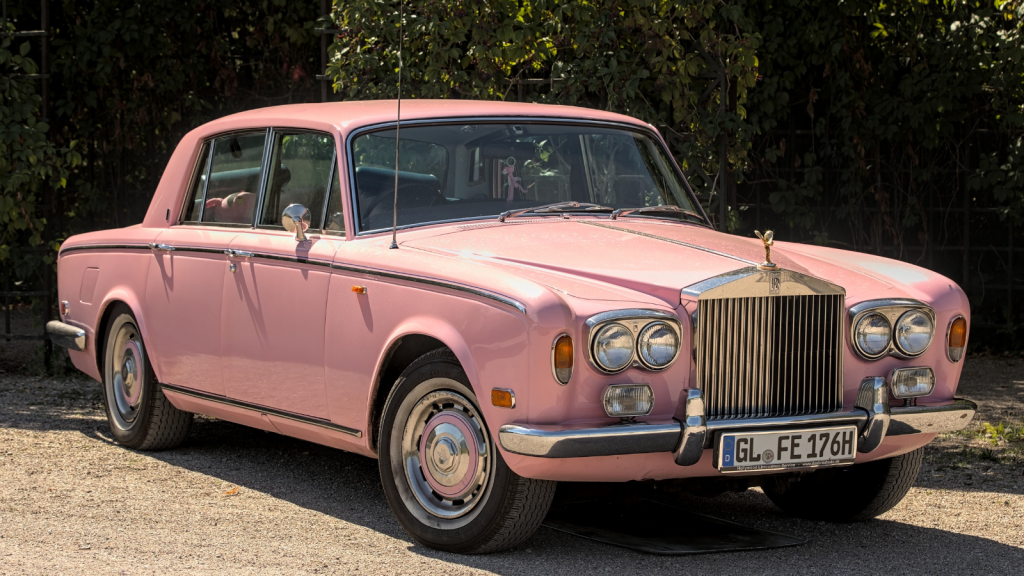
[402,389,489,519]
[111,326,145,425]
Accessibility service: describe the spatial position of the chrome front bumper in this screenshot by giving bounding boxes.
[498,378,977,466]
[45,320,87,352]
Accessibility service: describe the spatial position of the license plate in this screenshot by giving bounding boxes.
[717,426,858,473]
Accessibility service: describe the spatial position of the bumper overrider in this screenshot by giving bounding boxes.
[46,320,87,352]
[499,377,977,466]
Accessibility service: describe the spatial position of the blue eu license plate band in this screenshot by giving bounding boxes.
[716,425,858,473]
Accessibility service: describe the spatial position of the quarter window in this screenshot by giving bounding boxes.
[200,132,267,225]
[258,132,336,230]
[324,164,345,233]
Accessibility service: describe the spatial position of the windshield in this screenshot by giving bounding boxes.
[350,122,702,232]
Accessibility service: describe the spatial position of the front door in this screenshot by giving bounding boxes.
[220,131,340,419]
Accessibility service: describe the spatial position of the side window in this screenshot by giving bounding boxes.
[258,132,335,229]
[180,142,211,223]
[201,132,267,225]
[323,164,344,234]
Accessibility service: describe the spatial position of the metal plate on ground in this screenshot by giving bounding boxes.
[543,498,805,556]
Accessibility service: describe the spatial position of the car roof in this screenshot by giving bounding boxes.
[201,99,653,135]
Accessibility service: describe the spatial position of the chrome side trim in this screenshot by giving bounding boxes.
[581,221,751,265]
[45,321,86,352]
[59,244,152,256]
[855,377,890,453]
[160,383,362,438]
[54,245,526,314]
[331,262,527,314]
[498,420,681,458]
[674,389,706,465]
[889,398,977,435]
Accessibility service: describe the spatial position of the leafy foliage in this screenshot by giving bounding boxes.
[328,0,761,204]
[0,23,78,273]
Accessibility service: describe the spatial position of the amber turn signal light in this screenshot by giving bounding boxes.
[947,316,967,362]
[552,334,573,385]
[351,285,367,294]
[491,388,515,408]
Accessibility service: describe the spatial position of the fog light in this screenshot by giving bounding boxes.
[603,384,654,418]
[890,367,935,399]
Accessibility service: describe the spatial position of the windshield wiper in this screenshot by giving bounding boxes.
[498,201,614,222]
[609,205,707,223]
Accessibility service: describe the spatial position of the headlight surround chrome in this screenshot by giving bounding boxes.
[592,323,635,372]
[585,310,682,374]
[848,299,936,360]
[894,309,934,356]
[637,321,680,369]
[854,312,892,359]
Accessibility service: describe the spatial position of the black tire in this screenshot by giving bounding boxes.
[101,303,192,450]
[378,348,556,554]
[763,447,923,522]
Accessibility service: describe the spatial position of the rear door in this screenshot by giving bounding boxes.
[146,131,269,395]
[220,130,341,418]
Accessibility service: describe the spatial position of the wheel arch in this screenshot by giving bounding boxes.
[366,321,482,453]
[93,290,157,382]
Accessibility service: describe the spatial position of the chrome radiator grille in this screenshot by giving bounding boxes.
[696,294,844,420]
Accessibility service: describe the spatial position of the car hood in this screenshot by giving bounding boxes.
[401,218,934,307]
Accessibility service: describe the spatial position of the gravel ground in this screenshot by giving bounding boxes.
[0,346,1022,575]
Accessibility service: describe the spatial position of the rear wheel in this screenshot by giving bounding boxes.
[763,448,923,522]
[101,304,192,450]
[378,348,556,554]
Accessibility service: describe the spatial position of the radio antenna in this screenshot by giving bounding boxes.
[388,0,404,250]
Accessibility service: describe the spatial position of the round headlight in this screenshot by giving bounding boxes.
[637,322,679,369]
[593,323,635,372]
[855,312,892,358]
[895,310,934,356]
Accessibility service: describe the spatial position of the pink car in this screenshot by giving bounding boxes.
[49,100,975,553]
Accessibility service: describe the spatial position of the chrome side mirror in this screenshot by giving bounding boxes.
[282,204,311,242]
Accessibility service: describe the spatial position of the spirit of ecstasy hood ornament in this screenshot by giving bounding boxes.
[754,230,778,270]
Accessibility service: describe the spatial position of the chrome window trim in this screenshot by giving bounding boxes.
[848,298,935,360]
[550,332,573,386]
[161,382,362,437]
[946,314,967,363]
[583,309,681,374]
[254,128,337,233]
[345,116,712,236]
[320,149,340,232]
[180,141,212,224]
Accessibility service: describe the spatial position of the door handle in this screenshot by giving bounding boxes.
[149,243,175,252]
[224,249,254,258]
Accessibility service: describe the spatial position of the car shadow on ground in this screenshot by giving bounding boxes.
[4,375,1022,574]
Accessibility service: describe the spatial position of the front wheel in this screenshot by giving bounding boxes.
[762,447,923,522]
[378,349,556,554]
[101,303,192,450]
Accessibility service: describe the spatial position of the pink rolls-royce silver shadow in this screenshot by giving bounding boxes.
[49,100,976,553]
